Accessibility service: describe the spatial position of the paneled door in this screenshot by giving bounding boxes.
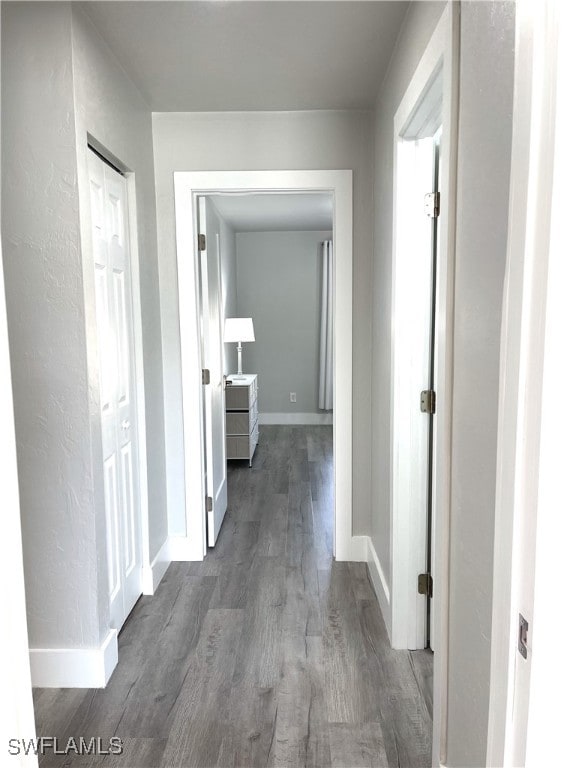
[198,196,228,546]
[88,149,142,630]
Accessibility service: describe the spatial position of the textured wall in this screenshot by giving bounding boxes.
[153,110,374,537]
[235,230,332,414]
[1,1,166,651]
[1,2,102,648]
[0,6,39,737]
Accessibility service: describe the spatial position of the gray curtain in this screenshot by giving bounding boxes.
[319,240,333,410]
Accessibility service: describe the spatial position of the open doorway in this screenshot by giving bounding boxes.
[173,170,358,564]
[197,192,334,549]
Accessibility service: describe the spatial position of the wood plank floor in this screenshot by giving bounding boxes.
[33,426,432,768]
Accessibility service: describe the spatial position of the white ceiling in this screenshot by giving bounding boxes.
[210,193,333,232]
[80,1,409,111]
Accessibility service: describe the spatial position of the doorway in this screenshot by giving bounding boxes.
[173,170,357,563]
[87,147,143,630]
[386,6,459,765]
[197,190,335,550]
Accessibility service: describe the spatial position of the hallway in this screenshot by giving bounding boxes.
[33,426,432,767]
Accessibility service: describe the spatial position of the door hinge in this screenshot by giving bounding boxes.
[420,390,436,414]
[202,368,210,385]
[205,496,213,513]
[418,573,433,598]
[198,233,206,252]
[424,192,440,218]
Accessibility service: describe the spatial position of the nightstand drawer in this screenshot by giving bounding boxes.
[225,378,257,410]
[226,421,258,460]
[226,400,258,435]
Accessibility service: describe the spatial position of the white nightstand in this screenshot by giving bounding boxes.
[225,374,259,467]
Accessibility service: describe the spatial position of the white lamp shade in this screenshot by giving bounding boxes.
[223,317,255,343]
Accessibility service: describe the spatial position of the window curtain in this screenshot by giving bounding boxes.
[319,240,334,411]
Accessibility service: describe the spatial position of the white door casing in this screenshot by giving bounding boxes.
[88,150,142,630]
[198,197,228,546]
[173,171,355,563]
[487,1,575,765]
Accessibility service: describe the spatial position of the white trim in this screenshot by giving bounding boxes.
[29,630,118,689]
[347,534,368,563]
[258,412,333,426]
[487,2,572,764]
[387,5,458,767]
[125,172,152,587]
[174,170,355,562]
[367,537,392,634]
[167,535,203,562]
[142,538,171,595]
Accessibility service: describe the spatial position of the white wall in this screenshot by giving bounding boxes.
[153,110,374,537]
[1,2,165,664]
[447,3,515,765]
[235,230,332,416]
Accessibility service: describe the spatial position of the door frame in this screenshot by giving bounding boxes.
[173,170,356,562]
[388,5,459,765]
[486,1,573,764]
[81,138,151,603]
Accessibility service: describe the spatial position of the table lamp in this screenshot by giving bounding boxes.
[224,318,255,377]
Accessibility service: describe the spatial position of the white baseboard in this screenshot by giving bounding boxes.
[367,536,392,638]
[30,629,118,688]
[142,538,171,595]
[168,535,204,562]
[258,412,334,426]
[335,533,368,562]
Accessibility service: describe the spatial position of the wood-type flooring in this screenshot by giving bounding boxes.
[33,426,433,768]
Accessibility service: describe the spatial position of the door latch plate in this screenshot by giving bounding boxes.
[518,614,529,659]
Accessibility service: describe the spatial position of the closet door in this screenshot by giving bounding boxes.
[88,150,142,629]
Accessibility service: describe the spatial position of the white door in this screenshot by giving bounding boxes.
[394,134,438,649]
[198,197,228,546]
[88,149,142,630]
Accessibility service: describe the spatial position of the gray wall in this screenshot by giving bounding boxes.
[371,0,446,613]
[235,230,332,414]
[447,3,515,765]
[1,2,165,649]
[71,6,166,564]
[217,209,238,377]
[371,1,515,765]
[153,110,374,537]
[372,2,514,768]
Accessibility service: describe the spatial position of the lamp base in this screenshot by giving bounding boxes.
[237,342,243,376]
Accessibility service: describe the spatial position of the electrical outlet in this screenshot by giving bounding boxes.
[290,392,297,403]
